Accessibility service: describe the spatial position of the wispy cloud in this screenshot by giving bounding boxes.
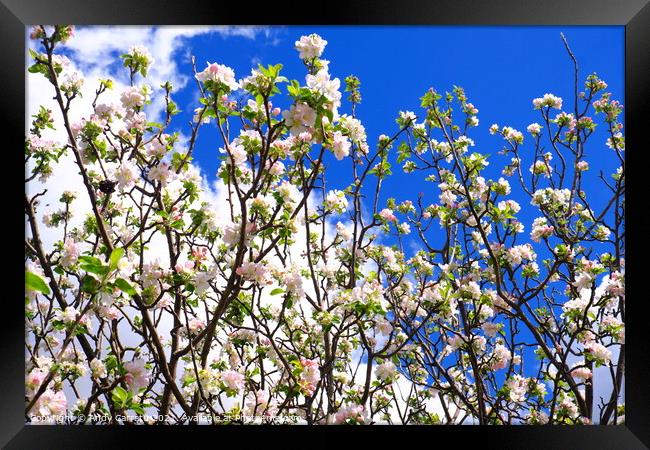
[57,25,279,123]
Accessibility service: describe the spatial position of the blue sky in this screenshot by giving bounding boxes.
[174,25,624,254]
[174,27,624,192]
[49,25,624,225]
[37,25,625,234]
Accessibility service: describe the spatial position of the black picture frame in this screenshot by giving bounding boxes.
[5,1,649,448]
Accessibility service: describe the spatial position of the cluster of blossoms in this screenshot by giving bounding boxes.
[120,85,149,110]
[501,126,524,144]
[340,114,367,142]
[236,261,272,285]
[196,62,240,91]
[375,361,397,381]
[282,269,305,299]
[306,69,341,110]
[532,93,563,109]
[127,45,154,67]
[379,208,397,222]
[222,370,246,393]
[283,103,317,136]
[298,358,321,395]
[606,132,625,151]
[530,153,553,177]
[123,359,149,392]
[329,131,351,160]
[583,341,613,366]
[295,34,328,60]
[531,187,572,212]
[527,122,542,135]
[332,404,366,424]
[530,217,555,242]
[489,343,512,371]
[324,189,348,214]
[245,390,277,417]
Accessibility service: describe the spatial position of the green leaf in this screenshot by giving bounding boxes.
[109,247,125,271]
[287,80,301,97]
[78,255,102,266]
[131,404,145,415]
[26,271,50,295]
[80,275,100,294]
[112,386,129,407]
[323,108,334,124]
[105,355,118,373]
[79,255,110,276]
[28,64,45,74]
[270,288,285,296]
[170,219,184,229]
[182,377,196,388]
[81,263,110,277]
[115,278,137,296]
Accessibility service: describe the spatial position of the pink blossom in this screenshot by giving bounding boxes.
[532,93,563,110]
[26,368,48,394]
[333,404,366,424]
[531,217,555,242]
[330,131,351,160]
[188,317,206,334]
[156,294,173,309]
[324,190,348,214]
[245,390,277,416]
[379,208,397,222]
[222,370,245,392]
[295,34,327,60]
[301,358,320,384]
[192,247,208,263]
[571,366,592,380]
[481,322,500,338]
[195,62,240,91]
[282,103,316,136]
[583,341,612,365]
[489,344,512,371]
[34,389,67,417]
[148,162,174,186]
[120,86,146,109]
[114,160,139,191]
[283,270,305,298]
[61,238,80,268]
[236,261,271,285]
[175,260,195,274]
[375,361,396,381]
[61,306,79,324]
[266,160,285,176]
[123,358,149,392]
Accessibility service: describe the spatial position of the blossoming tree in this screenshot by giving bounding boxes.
[25,26,625,425]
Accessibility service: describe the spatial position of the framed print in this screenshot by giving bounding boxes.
[4,0,649,447]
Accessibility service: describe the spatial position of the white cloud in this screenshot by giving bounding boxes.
[59,25,277,123]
